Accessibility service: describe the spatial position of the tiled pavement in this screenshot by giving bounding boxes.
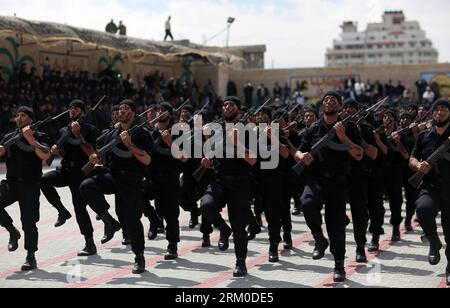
[0,170,448,288]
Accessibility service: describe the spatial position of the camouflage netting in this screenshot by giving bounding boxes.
[0,16,241,65]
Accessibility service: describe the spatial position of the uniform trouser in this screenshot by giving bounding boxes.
[180,173,199,214]
[403,166,419,219]
[142,177,160,226]
[416,181,450,261]
[153,176,181,244]
[201,177,251,260]
[348,171,369,246]
[41,168,94,237]
[0,179,40,252]
[80,173,145,255]
[281,174,297,233]
[259,174,283,244]
[368,166,403,234]
[301,177,348,261]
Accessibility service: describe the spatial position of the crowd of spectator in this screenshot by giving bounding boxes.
[0,64,217,141]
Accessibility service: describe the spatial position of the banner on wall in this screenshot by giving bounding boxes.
[420,72,450,99]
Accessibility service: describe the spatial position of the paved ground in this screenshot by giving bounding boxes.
[0,166,448,289]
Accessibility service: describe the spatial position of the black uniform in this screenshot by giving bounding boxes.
[413,126,450,261]
[41,123,98,238]
[299,117,362,261]
[0,131,50,253]
[80,124,152,256]
[401,132,419,224]
[200,125,254,262]
[348,123,373,247]
[149,127,183,246]
[367,130,404,236]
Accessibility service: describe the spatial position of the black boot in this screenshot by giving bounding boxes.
[21,252,37,271]
[6,225,21,252]
[99,212,121,244]
[355,245,367,263]
[368,234,380,252]
[202,234,211,248]
[156,217,165,234]
[269,243,279,263]
[122,230,131,246]
[78,237,97,257]
[283,232,293,250]
[233,258,247,278]
[404,216,413,232]
[132,253,145,274]
[391,225,401,242]
[218,223,232,251]
[189,210,199,229]
[147,223,158,240]
[247,224,261,241]
[54,208,72,228]
[312,233,329,260]
[427,234,442,266]
[164,243,178,260]
[292,207,301,216]
[333,260,346,283]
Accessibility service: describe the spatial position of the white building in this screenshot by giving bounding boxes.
[326,11,439,67]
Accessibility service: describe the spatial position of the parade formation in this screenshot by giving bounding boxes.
[1,91,449,287]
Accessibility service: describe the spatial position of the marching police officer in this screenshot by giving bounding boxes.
[295,92,363,282]
[200,96,257,277]
[40,100,99,256]
[410,98,450,286]
[0,107,50,271]
[80,100,152,274]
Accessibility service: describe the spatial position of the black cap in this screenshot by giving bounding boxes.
[322,91,342,106]
[343,98,359,110]
[304,106,319,118]
[274,109,289,121]
[384,109,398,122]
[432,98,450,112]
[224,96,242,110]
[257,106,272,119]
[158,102,174,116]
[399,112,413,120]
[119,99,137,112]
[69,99,86,112]
[181,104,194,115]
[16,106,35,121]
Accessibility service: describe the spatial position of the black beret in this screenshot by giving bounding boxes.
[224,96,242,109]
[322,91,343,105]
[16,106,35,121]
[158,102,174,115]
[119,99,137,112]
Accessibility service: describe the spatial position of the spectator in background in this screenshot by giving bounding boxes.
[273,82,282,99]
[256,83,269,107]
[283,82,291,101]
[164,16,174,41]
[422,86,435,105]
[227,81,238,96]
[105,19,118,34]
[243,82,254,109]
[396,81,405,98]
[118,21,127,36]
[415,78,428,104]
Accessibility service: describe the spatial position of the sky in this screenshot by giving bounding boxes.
[1,0,449,69]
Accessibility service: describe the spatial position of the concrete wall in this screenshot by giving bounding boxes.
[227,63,450,99]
